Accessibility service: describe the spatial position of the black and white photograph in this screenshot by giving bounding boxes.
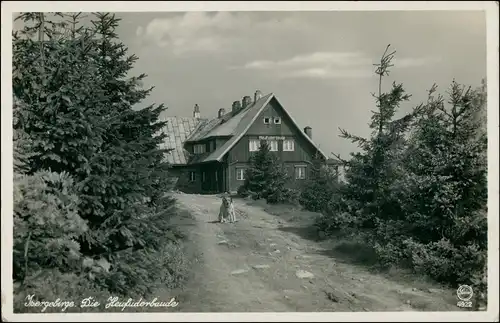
[1,1,499,322]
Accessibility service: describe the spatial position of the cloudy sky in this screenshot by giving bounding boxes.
[115,10,486,158]
[13,9,488,159]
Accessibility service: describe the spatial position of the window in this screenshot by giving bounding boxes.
[295,165,306,180]
[263,117,271,124]
[202,172,206,182]
[274,117,281,124]
[189,171,196,182]
[283,139,295,151]
[194,144,205,154]
[268,140,278,151]
[236,168,245,181]
[215,170,218,182]
[209,141,215,152]
[249,139,261,152]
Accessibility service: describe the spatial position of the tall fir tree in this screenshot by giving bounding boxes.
[332,45,421,231]
[397,81,487,290]
[13,12,177,257]
[77,13,176,255]
[13,13,106,175]
[242,140,288,203]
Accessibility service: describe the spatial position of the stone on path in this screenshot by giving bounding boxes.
[252,264,270,270]
[295,270,315,279]
[231,269,249,275]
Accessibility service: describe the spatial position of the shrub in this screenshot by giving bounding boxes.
[266,187,301,205]
[300,162,340,212]
[14,270,111,313]
[12,12,189,312]
[13,171,87,281]
[103,242,189,297]
[300,180,331,212]
[310,44,487,306]
[242,140,290,203]
[299,155,339,212]
[404,238,486,286]
[237,184,249,198]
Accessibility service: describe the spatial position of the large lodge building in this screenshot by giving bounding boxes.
[161,90,337,194]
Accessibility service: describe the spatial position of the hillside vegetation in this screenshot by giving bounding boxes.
[241,45,488,310]
[12,12,190,312]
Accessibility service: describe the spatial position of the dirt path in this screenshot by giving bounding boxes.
[171,193,461,312]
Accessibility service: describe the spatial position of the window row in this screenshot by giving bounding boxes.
[249,139,294,152]
[193,141,216,155]
[189,170,219,182]
[192,137,294,155]
[263,117,281,125]
[236,164,306,181]
[193,144,205,154]
[188,165,307,183]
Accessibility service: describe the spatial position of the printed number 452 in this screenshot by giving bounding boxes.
[457,301,472,308]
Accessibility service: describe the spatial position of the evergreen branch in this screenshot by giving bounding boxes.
[339,127,369,148]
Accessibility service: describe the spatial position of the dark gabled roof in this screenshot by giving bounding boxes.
[200,93,327,163]
[160,92,327,166]
[185,93,273,142]
[159,116,204,165]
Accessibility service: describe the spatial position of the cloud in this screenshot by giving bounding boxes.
[233,51,441,80]
[136,26,144,36]
[232,51,373,79]
[136,12,312,55]
[285,68,373,79]
[136,12,231,54]
[240,51,372,70]
[135,11,442,79]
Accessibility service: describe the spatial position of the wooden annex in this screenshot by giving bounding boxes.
[160,90,335,194]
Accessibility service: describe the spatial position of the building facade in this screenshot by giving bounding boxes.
[161,91,331,194]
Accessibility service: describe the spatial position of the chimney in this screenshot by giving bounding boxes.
[218,108,226,118]
[242,95,252,109]
[193,104,200,119]
[232,101,242,115]
[254,90,262,102]
[304,126,312,139]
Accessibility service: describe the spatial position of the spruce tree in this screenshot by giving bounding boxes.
[13,12,177,257]
[299,152,339,212]
[332,45,421,231]
[399,81,487,294]
[77,13,175,255]
[243,140,288,203]
[13,13,106,175]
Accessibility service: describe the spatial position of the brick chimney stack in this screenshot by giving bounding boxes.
[232,101,242,115]
[304,126,312,139]
[242,95,252,109]
[254,90,262,102]
[193,104,200,119]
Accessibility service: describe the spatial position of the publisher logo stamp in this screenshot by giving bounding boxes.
[456,285,473,308]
